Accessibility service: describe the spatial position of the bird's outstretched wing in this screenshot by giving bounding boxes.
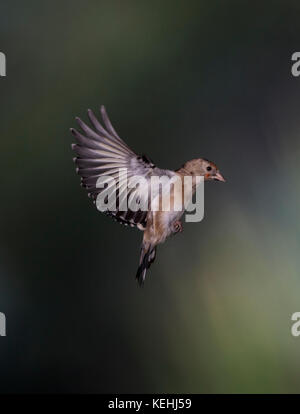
[71,106,173,230]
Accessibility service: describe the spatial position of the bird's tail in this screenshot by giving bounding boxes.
[136,242,157,286]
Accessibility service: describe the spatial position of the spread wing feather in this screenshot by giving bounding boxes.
[71,105,173,230]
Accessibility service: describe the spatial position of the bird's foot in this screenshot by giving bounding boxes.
[172,220,183,234]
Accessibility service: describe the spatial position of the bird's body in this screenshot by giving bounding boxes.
[71,106,225,285]
[143,171,193,244]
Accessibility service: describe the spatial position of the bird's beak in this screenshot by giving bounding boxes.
[214,172,226,182]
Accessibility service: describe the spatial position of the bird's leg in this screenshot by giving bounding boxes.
[172,220,183,234]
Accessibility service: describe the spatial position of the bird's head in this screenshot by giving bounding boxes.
[182,158,226,182]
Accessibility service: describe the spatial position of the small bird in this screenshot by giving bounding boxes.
[71,106,225,285]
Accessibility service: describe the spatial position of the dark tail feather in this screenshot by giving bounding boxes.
[136,244,157,286]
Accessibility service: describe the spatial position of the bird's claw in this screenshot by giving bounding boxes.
[173,220,183,233]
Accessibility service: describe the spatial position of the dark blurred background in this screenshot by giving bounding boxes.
[1,0,300,393]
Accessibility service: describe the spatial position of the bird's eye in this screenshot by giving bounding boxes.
[206,166,212,171]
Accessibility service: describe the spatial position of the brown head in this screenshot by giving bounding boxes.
[181,158,226,182]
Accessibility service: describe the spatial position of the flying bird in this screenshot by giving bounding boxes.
[71,106,225,285]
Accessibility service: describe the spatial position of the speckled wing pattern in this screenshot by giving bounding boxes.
[71,106,172,230]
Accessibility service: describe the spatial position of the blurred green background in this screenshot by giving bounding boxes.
[1,0,300,393]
